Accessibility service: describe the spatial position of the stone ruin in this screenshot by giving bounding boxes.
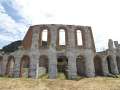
[0,24,120,79]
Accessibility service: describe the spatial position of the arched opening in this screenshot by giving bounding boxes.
[57,56,68,78]
[6,56,15,77]
[39,55,48,77]
[41,29,48,47]
[94,55,103,76]
[20,55,30,77]
[0,56,3,76]
[116,56,120,73]
[76,30,83,46]
[76,55,85,76]
[107,56,112,74]
[59,29,66,46]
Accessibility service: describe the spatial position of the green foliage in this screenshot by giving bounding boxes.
[2,40,22,53]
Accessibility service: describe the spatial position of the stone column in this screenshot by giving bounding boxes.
[0,62,3,75]
[29,26,40,79]
[48,49,57,79]
[102,56,109,76]
[84,27,93,49]
[29,63,39,79]
[109,55,119,74]
[84,50,95,77]
[108,39,119,74]
[29,53,39,79]
[9,58,14,77]
[82,27,95,77]
[48,27,57,79]
[31,26,40,49]
[1,55,7,76]
[13,57,21,78]
[67,53,77,79]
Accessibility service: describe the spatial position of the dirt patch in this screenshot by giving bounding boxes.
[0,77,120,90]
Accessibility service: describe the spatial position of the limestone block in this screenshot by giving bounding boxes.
[38,67,46,76]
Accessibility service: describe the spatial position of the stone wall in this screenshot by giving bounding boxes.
[0,24,120,79]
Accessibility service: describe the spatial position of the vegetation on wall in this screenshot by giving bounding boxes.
[1,40,22,53]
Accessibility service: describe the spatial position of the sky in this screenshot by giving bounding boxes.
[0,0,120,51]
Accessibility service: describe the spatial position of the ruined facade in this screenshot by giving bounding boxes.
[0,24,120,79]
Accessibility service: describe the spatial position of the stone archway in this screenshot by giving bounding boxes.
[20,55,30,77]
[0,56,3,75]
[6,56,15,77]
[76,55,85,76]
[39,55,48,77]
[116,56,120,73]
[57,56,68,78]
[106,55,112,74]
[94,55,103,76]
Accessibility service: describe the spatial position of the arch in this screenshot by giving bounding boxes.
[57,55,68,78]
[94,55,103,76]
[0,56,3,75]
[76,55,85,76]
[116,56,120,73]
[58,29,66,46]
[41,29,48,47]
[76,30,83,46]
[106,55,112,74]
[20,55,30,77]
[6,56,15,77]
[39,55,48,77]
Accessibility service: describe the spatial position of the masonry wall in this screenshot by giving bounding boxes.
[1,24,120,79]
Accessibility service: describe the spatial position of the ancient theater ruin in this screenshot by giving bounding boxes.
[0,24,120,79]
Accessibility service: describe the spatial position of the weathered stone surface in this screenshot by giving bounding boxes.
[101,57,109,76]
[13,64,20,77]
[1,24,120,79]
[84,49,95,77]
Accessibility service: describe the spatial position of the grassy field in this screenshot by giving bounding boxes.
[0,75,120,90]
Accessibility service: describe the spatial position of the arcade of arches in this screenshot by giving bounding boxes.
[0,53,119,78]
[0,24,120,79]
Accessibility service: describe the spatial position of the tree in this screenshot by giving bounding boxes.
[2,40,22,53]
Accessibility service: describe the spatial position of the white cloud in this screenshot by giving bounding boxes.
[0,2,28,48]
[1,0,120,51]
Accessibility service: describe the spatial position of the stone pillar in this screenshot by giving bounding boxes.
[67,27,75,48]
[108,39,114,50]
[108,39,119,74]
[109,55,119,74]
[114,41,119,48]
[2,55,8,75]
[31,26,40,49]
[84,50,95,77]
[9,58,14,77]
[29,52,39,79]
[102,56,109,76]
[29,63,39,79]
[48,50,57,79]
[29,26,40,78]
[67,53,77,79]
[84,27,94,49]
[48,27,57,79]
[13,57,21,78]
[0,61,3,75]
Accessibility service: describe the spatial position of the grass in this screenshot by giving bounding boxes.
[0,75,120,90]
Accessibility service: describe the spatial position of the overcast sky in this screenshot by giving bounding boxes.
[0,0,120,51]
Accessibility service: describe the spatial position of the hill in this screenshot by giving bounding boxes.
[1,40,22,53]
